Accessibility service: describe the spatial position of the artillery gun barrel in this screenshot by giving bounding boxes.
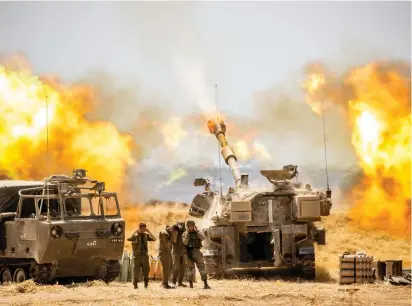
[207,119,241,188]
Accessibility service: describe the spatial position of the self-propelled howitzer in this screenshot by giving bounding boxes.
[188,120,332,279]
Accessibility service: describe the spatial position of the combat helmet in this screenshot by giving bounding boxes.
[186,220,195,227]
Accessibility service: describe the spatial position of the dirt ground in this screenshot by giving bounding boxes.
[0,279,410,306]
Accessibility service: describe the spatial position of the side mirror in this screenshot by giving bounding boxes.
[194,178,207,187]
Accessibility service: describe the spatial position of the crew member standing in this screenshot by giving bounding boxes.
[127,222,156,289]
[182,220,211,289]
[171,221,188,287]
[158,225,178,289]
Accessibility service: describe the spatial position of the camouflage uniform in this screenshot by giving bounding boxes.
[158,227,173,288]
[127,229,156,288]
[171,222,187,286]
[182,220,210,289]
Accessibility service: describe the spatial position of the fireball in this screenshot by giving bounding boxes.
[303,62,411,239]
[0,63,134,192]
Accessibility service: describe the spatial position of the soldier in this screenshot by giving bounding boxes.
[171,221,187,287]
[226,187,235,200]
[158,225,178,289]
[127,222,156,289]
[182,220,211,289]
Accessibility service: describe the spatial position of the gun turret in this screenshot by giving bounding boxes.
[207,119,242,189]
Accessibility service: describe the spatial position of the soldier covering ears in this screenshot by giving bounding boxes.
[127,222,156,289]
[182,220,211,289]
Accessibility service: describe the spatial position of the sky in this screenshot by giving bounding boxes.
[0,1,410,201]
[0,1,410,116]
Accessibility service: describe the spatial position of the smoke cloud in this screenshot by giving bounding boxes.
[72,63,361,202]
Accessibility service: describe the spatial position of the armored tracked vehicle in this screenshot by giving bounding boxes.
[0,169,125,284]
[189,120,332,279]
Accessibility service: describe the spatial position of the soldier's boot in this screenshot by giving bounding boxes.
[133,283,138,289]
[203,280,211,289]
[178,281,187,287]
[189,281,193,288]
[144,280,149,288]
[172,278,177,286]
[162,283,173,289]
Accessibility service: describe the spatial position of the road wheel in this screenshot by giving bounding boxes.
[102,260,120,283]
[30,263,54,284]
[13,268,26,283]
[0,267,12,284]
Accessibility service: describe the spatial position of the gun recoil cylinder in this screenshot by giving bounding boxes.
[207,120,242,188]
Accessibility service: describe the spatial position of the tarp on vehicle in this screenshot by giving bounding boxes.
[0,180,43,213]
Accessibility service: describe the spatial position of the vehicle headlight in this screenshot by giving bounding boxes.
[51,225,63,239]
[111,222,123,236]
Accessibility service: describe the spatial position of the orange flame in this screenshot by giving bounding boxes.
[303,62,411,239]
[0,64,134,192]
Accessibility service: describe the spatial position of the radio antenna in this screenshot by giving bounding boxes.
[46,95,49,159]
[45,95,50,220]
[321,97,330,191]
[215,85,223,196]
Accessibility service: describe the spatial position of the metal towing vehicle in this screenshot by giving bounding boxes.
[189,120,332,279]
[0,169,125,284]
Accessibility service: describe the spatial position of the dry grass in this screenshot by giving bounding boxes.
[0,280,63,295]
[81,280,107,287]
[1,279,410,306]
[122,202,189,254]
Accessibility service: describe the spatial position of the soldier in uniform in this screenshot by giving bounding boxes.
[226,187,235,201]
[171,221,187,287]
[182,220,211,289]
[127,222,156,289]
[158,225,178,289]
